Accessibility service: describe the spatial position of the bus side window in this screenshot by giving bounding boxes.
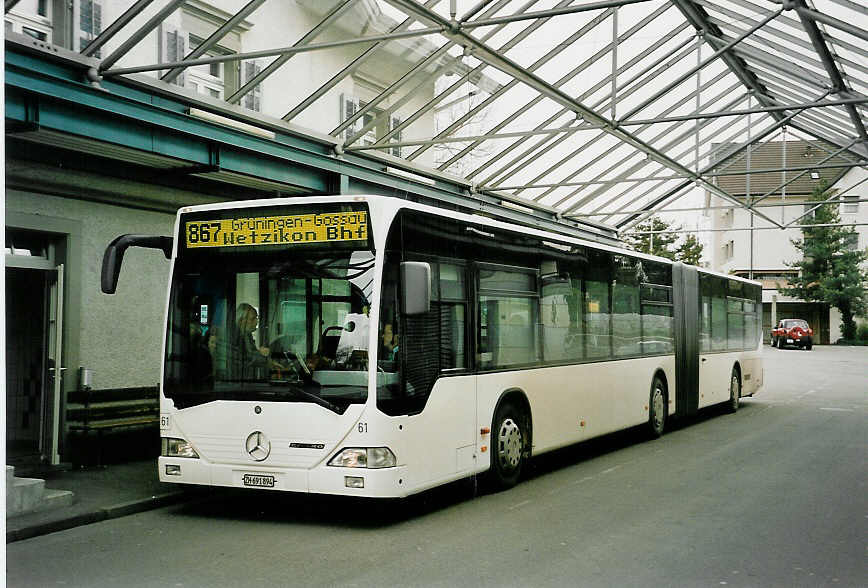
[477,267,539,369]
[541,274,580,363]
[700,274,713,352]
[711,277,728,351]
[612,255,641,357]
[585,278,611,359]
[438,263,466,369]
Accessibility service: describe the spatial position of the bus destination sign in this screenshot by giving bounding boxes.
[185,211,368,249]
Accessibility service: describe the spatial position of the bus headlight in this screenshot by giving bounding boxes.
[161,437,199,458]
[328,447,396,469]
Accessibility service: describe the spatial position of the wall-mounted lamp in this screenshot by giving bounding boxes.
[810,171,820,180]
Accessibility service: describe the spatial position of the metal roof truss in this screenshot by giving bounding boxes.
[4,0,867,237]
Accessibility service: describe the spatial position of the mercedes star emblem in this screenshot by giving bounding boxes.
[245,431,271,462]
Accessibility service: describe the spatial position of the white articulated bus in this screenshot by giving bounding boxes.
[102,195,762,497]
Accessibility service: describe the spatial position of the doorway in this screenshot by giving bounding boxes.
[6,230,65,466]
[6,269,48,462]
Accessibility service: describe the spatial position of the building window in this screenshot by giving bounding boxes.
[187,34,227,100]
[158,8,248,101]
[241,60,263,112]
[23,25,48,41]
[160,25,187,87]
[341,94,402,156]
[724,240,734,260]
[843,233,859,251]
[8,0,49,19]
[842,194,858,215]
[79,0,102,56]
[5,0,53,44]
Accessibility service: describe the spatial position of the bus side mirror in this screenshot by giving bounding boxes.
[401,261,431,315]
[101,234,174,294]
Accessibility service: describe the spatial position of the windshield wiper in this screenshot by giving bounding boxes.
[274,383,343,414]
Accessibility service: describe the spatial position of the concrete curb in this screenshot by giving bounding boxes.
[6,491,188,543]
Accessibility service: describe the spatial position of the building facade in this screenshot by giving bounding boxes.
[4,0,446,468]
[5,0,598,469]
[708,140,868,344]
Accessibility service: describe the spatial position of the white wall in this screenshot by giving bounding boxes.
[7,190,175,390]
[710,164,868,343]
[710,165,868,275]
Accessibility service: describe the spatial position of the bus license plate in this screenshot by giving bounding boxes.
[243,474,275,488]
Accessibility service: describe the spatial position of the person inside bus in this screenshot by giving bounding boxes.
[189,321,214,393]
[207,326,218,359]
[229,303,271,380]
[379,321,400,369]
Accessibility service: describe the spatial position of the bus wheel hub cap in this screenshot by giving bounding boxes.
[653,388,664,428]
[498,419,522,469]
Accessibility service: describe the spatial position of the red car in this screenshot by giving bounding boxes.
[771,319,813,350]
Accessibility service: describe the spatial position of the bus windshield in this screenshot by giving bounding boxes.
[164,249,375,414]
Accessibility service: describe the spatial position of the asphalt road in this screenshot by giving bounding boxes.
[7,346,867,587]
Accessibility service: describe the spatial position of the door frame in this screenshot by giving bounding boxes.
[6,208,82,463]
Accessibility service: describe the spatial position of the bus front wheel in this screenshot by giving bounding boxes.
[647,377,667,438]
[489,401,527,490]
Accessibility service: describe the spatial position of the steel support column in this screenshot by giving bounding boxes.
[225,0,359,105]
[99,0,186,71]
[792,4,868,44]
[460,0,653,28]
[340,0,549,146]
[469,29,696,185]
[284,0,447,122]
[81,0,155,58]
[404,5,619,161]
[102,27,445,78]
[790,0,868,144]
[668,0,868,168]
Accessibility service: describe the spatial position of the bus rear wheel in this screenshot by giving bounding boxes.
[489,401,527,490]
[647,377,666,438]
[728,367,741,413]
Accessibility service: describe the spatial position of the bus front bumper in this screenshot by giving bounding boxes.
[158,457,409,498]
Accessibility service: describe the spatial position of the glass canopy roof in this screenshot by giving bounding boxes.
[6,0,867,232]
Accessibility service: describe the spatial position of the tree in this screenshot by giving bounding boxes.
[676,233,704,266]
[781,181,868,341]
[624,216,704,264]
